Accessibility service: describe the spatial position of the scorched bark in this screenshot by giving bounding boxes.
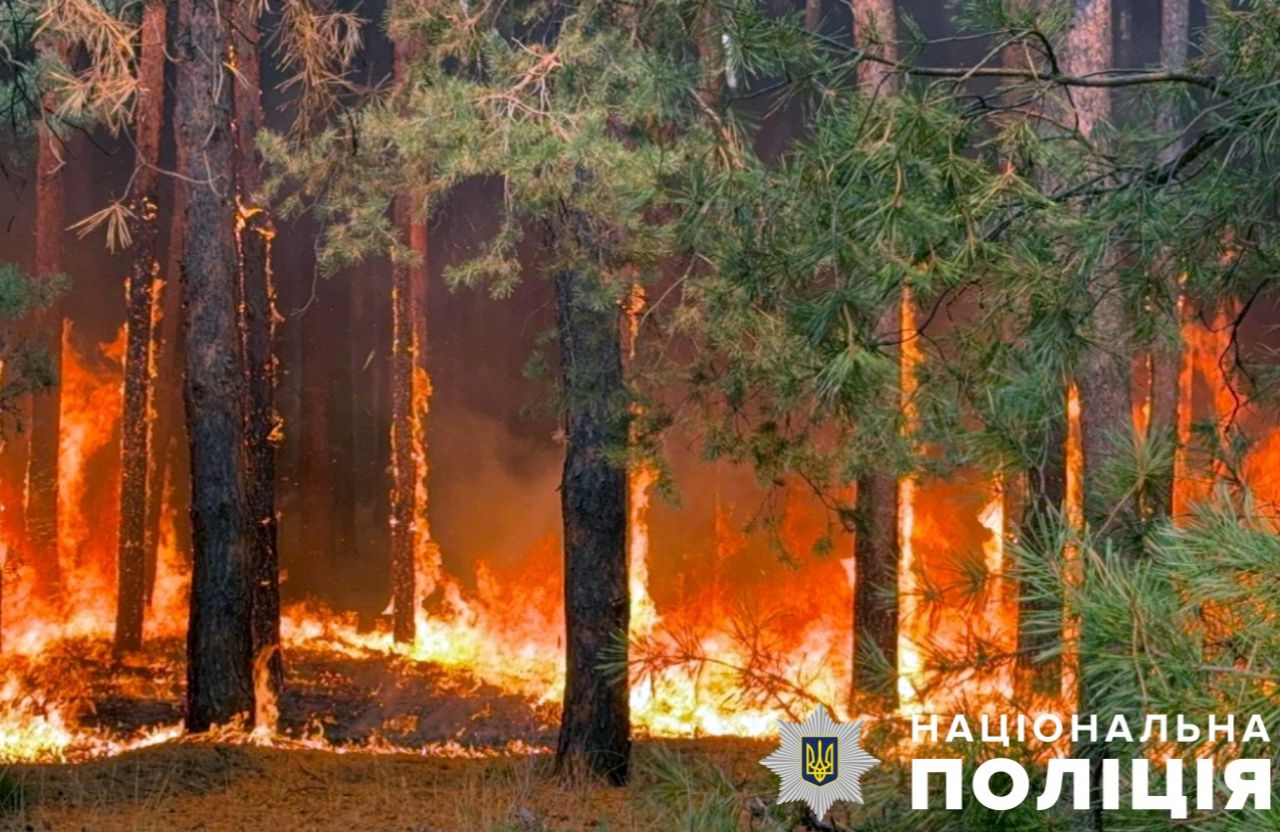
[26,35,70,604]
[552,265,630,786]
[116,0,167,653]
[233,0,283,703]
[175,0,255,730]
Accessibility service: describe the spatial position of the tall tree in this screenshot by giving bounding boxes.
[1066,0,1132,538]
[552,239,630,785]
[1004,0,1068,694]
[1064,3,1123,828]
[1147,0,1190,517]
[175,0,255,731]
[388,39,434,645]
[850,0,901,709]
[26,34,70,604]
[233,0,283,704]
[115,0,167,653]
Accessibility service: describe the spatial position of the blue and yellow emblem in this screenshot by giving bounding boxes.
[801,736,837,785]
[761,705,880,820]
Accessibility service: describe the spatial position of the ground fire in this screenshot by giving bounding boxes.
[2,0,1279,830]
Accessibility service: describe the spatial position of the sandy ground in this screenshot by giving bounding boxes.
[1,739,784,832]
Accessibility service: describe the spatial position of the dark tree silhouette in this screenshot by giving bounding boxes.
[175,0,255,731]
[115,0,167,653]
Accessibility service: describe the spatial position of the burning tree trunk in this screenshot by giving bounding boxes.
[850,0,901,709]
[552,263,630,785]
[115,0,167,654]
[232,0,283,707]
[174,0,255,730]
[1147,0,1190,517]
[27,35,71,604]
[388,41,435,645]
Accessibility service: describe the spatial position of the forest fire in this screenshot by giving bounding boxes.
[0,281,1272,767]
[4,0,1280,828]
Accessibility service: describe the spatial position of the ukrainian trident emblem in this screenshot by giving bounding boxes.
[760,705,880,820]
[802,737,837,785]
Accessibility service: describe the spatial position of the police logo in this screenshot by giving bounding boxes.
[761,705,879,820]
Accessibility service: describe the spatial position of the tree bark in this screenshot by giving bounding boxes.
[388,41,433,644]
[388,232,418,643]
[115,0,167,653]
[1147,0,1190,518]
[232,0,283,706]
[1066,0,1132,536]
[1065,4,1121,828]
[151,4,195,601]
[175,0,255,731]
[850,0,900,710]
[804,0,821,34]
[552,264,630,786]
[26,36,71,605]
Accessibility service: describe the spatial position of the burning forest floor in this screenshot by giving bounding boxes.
[1,633,562,760]
[0,623,887,831]
[0,636,836,832]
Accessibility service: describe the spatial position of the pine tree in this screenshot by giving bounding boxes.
[115,0,166,654]
[26,33,71,606]
[850,0,901,710]
[388,38,433,645]
[233,0,284,708]
[552,222,630,784]
[174,0,255,731]
[1146,0,1190,518]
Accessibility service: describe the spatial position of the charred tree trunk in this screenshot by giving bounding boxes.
[388,41,433,645]
[851,0,900,710]
[387,202,422,644]
[115,0,167,654]
[152,13,194,598]
[26,36,71,604]
[1147,0,1190,518]
[232,0,283,706]
[552,265,630,786]
[175,0,255,731]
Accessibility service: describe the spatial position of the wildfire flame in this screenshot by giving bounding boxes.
[4,260,1277,770]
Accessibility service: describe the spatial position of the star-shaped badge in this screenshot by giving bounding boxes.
[760,704,880,820]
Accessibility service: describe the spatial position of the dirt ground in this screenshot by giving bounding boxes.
[1,739,786,832]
